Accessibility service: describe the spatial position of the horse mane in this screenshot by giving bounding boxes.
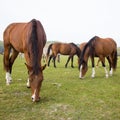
[29,19,39,74]
[80,36,98,65]
[70,42,81,57]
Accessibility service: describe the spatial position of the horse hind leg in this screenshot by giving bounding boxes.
[71,56,74,68]
[65,56,71,68]
[4,48,19,85]
[9,49,19,73]
[53,56,57,68]
[4,46,12,85]
[47,55,53,67]
[101,57,109,78]
[106,56,113,76]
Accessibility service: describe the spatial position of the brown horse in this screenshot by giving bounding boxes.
[79,42,111,67]
[3,19,46,102]
[79,36,117,78]
[47,42,81,68]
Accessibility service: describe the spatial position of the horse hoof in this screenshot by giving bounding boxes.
[79,76,84,79]
[106,75,109,78]
[6,83,10,85]
[6,80,12,85]
[91,74,95,78]
[27,86,31,88]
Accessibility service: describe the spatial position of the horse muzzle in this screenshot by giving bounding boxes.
[31,96,40,102]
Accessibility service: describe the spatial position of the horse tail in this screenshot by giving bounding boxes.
[46,43,53,60]
[30,19,39,74]
[112,50,117,70]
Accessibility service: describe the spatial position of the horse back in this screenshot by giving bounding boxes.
[95,37,117,56]
[51,43,75,55]
[3,20,46,53]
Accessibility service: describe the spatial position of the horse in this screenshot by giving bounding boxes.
[42,47,60,63]
[79,42,111,67]
[3,19,47,102]
[79,36,117,78]
[46,42,81,68]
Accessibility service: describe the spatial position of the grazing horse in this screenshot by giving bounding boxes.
[47,42,81,68]
[3,19,47,102]
[79,36,117,78]
[79,42,111,67]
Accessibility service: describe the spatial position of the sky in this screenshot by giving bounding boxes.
[1,0,120,46]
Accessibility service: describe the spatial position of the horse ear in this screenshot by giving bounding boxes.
[25,63,32,72]
[41,64,46,71]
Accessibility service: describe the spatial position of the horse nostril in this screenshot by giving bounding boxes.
[31,97,40,102]
[31,97,35,102]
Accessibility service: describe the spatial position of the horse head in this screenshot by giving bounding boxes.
[79,60,88,79]
[25,63,46,102]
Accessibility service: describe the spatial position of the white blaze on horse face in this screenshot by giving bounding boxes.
[79,65,83,78]
[6,72,12,85]
[91,67,95,78]
[32,89,36,102]
[104,67,109,78]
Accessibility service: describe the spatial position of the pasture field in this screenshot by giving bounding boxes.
[0,55,120,120]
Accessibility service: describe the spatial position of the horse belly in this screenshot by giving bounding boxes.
[60,49,71,55]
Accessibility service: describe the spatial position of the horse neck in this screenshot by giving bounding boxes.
[80,46,90,65]
[83,48,89,63]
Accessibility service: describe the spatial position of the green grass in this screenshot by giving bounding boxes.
[0,55,120,120]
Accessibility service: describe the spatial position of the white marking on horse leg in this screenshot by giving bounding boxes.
[6,72,12,85]
[91,67,95,78]
[79,65,83,79]
[32,89,36,102]
[109,68,113,76]
[104,67,109,78]
[26,78,30,88]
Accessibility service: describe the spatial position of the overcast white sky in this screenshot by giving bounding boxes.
[1,0,120,46]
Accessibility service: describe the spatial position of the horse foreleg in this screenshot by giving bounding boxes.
[91,67,95,78]
[71,56,74,68]
[104,67,109,78]
[91,57,95,78]
[96,58,101,67]
[57,54,60,63]
[65,56,71,68]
